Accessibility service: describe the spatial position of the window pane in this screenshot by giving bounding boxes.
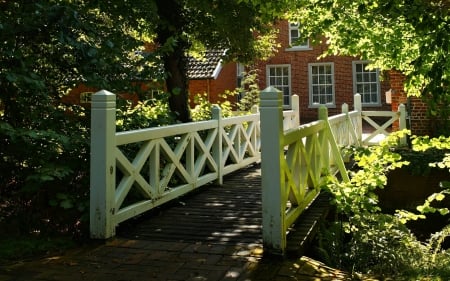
[319,75,325,84]
[356,63,362,72]
[268,66,290,106]
[310,63,334,105]
[290,30,299,40]
[354,62,379,104]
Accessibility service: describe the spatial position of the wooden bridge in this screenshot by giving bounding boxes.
[90,88,407,256]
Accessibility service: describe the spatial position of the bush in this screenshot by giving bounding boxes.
[315,131,450,279]
[236,70,261,112]
[190,91,235,121]
[0,104,91,239]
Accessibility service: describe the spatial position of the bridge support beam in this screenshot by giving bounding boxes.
[260,86,286,256]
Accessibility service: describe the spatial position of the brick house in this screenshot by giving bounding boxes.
[249,20,435,136]
[251,20,393,123]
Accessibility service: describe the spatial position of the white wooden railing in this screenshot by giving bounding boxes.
[90,88,405,254]
[259,88,407,255]
[89,90,299,239]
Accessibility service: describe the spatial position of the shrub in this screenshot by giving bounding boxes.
[315,131,450,279]
[190,91,234,121]
[236,70,261,112]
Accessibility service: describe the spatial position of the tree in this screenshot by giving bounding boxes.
[289,0,450,123]
[0,0,160,236]
[153,0,283,122]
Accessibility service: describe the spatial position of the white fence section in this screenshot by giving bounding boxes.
[90,90,299,239]
[90,89,406,253]
[259,89,407,255]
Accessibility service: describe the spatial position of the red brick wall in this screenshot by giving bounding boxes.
[389,70,431,136]
[63,62,239,110]
[253,20,391,123]
[409,97,430,136]
[61,84,98,105]
[188,62,238,107]
[62,83,145,107]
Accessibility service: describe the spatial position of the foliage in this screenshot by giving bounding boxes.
[328,131,409,216]
[317,131,450,278]
[290,0,450,97]
[190,91,235,121]
[0,0,160,242]
[116,96,175,131]
[236,70,262,112]
[289,0,450,131]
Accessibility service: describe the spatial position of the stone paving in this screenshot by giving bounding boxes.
[0,238,353,281]
[0,164,365,281]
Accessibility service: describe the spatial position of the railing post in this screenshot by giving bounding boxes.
[260,86,285,256]
[354,94,363,144]
[318,106,331,170]
[211,105,224,184]
[291,94,300,126]
[398,104,407,145]
[90,90,117,239]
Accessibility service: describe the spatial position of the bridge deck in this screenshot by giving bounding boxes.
[118,163,263,246]
[118,162,330,257]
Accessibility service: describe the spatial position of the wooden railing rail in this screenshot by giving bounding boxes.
[90,89,405,249]
[353,94,407,146]
[260,87,352,255]
[90,90,298,239]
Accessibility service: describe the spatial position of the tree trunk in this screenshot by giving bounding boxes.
[156,0,192,123]
[163,45,191,123]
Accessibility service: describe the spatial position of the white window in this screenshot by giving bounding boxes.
[80,92,93,104]
[266,65,291,107]
[308,63,335,107]
[288,23,309,49]
[353,61,380,106]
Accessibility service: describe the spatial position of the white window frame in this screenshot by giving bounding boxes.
[308,63,335,108]
[80,92,94,104]
[266,64,291,108]
[352,61,381,106]
[287,23,310,51]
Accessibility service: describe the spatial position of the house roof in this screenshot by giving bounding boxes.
[188,50,226,80]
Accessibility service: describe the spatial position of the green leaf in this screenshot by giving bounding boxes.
[60,199,74,209]
[435,193,446,201]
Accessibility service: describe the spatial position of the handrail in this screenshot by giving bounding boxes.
[90,89,405,249]
[90,91,297,239]
[260,88,352,256]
